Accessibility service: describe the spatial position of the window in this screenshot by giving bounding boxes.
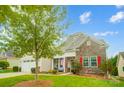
[83,57,89,66]
[90,56,97,66]
[123,67,124,72]
[83,56,97,67]
[27,60,30,62]
[24,60,33,63]
[87,41,91,46]
[31,60,34,62]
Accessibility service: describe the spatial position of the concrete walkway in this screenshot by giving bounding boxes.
[0,72,72,79]
[0,72,30,79]
[37,72,72,76]
[59,72,72,75]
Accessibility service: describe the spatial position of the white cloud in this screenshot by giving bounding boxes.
[116,5,124,9]
[109,11,124,23]
[93,31,119,37]
[79,11,91,24]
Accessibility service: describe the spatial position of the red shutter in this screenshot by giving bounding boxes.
[97,56,101,66]
[80,57,83,65]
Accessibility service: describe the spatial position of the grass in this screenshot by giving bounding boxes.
[0,75,124,87]
[0,69,13,73]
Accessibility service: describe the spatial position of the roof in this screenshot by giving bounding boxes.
[60,32,107,52]
[119,52,124,59]
[116,52,124,67]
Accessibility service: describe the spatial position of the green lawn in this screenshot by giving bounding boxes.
[0,75,124,87]
[0,69,13,73]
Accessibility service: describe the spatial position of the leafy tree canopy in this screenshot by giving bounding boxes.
[0,5,69,59]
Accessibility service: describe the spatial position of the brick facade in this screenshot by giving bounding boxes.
[76,38,106,73]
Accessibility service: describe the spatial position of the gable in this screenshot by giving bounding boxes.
[77,38,106,57]
[117,54,124,67]
[60,32,107,52]
[120,52,124,59]
[80,37,106,49]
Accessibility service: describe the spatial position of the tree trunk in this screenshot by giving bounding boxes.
[104,70,109,79]
[35,56,39,80]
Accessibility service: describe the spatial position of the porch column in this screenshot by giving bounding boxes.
[52,59,54,70]
[63,57,66,72]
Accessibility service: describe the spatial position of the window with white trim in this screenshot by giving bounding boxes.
[90,56,97,66]
[83,56,89,66]
[31,60,34,62]
[83,56,97,67]
[23,59,35,63]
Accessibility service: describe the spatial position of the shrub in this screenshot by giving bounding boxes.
[99,61,107,74]
[48,70,52,73]
[13,66,19,72]
[31,67,40,73]
[31,68,35,73]
[19,67,21,72]
[52,70,57,74]
[0,61,9,69]
[71,60,81,74]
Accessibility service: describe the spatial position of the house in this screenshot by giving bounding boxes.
[117,52,124,77]
[52,32,108,73]
[0,51,21,68]
[21,55,52,72]
[0,52,52,72]
[0,32,108,73]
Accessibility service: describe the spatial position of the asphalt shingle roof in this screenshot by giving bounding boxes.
[119,52,124,59]
[60,32,107,52]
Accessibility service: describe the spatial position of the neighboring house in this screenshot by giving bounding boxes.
[0,51,21,68]
[117,52,124,77]
[52,32,108,73]
[0,52,52,72]
[21,55,52,72]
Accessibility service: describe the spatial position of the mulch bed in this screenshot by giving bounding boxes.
[81,74,106,80]
[70,74,110,80]
[14,80,53,87]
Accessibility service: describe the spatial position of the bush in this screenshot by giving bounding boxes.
[31,67,40,73]
[19,67,21,72]
[48,70,52,73]
[71,60,81,74]
[13,66,19,72]
[52,70,57,74]
[31,68,35,73]
[0,61,9,69]
[99,62,107,74]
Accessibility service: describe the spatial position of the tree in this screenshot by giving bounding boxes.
[108,56,118,76]
[0,5,68,80]
[100,55,118,79]
[100,60,113,79]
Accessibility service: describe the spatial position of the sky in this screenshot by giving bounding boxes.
[0,5,124,58]
[63,5,124,58]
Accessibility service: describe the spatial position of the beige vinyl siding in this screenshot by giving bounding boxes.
[118,55,124,77]
[7,57,21,68]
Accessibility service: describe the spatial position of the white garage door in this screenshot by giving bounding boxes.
[21,60,36,72]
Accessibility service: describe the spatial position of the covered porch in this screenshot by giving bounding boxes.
[52,57,75,72]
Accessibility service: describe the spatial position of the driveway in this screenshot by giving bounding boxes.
[0,72,30,79]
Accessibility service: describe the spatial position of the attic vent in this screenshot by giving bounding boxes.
[87,40,91,46]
